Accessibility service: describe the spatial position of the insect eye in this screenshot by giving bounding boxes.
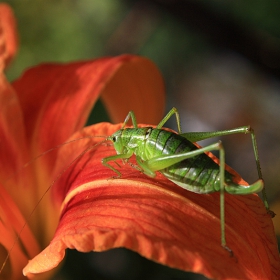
[112,136,116,142]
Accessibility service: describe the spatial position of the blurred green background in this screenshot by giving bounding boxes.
[3,0,280,279]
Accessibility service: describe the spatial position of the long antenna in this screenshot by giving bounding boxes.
[0,135,107,189]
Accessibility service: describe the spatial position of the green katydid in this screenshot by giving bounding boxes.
[102,107,272,254]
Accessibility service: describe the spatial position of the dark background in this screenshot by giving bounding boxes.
[4,0,280,279]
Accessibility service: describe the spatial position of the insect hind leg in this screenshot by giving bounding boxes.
[143,141,233,255]
[181,126,272,216]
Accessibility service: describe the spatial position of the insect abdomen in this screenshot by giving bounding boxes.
[146,129,229,194]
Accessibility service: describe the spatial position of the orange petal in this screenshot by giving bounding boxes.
[0,3,18,69]
[0,73,29,184]
[23,123,280,279]
[100,55,165,124]
[12,55,164,173]
[0,71,43,244]
[0,183,40,280]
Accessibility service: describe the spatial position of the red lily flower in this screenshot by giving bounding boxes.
[1,4,280,280]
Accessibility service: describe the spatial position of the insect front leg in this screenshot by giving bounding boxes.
[102,151,133,177]
[121,111,139,129]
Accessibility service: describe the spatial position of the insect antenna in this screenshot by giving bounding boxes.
[0,135,108,275]
[0,135,107,187]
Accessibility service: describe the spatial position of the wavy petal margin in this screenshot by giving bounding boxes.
[12,55,165,167]
[23,123,280,280]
